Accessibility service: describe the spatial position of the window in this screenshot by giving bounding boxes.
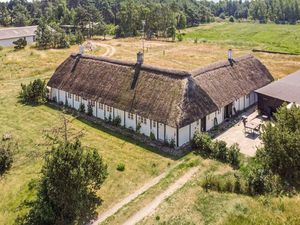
[107,106,112,113]
[153,121,156,128]
[140,117,147,124]
[88,100,95,106]
[196,120,199,126]
[75,95,80,101]
[128,113,134,120]
[68,93,71,98]
[246,94,250,99]
[99,103,104,110]
[217,109,221,114]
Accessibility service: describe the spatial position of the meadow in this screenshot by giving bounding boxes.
[0,22,300,224]
[183,22,300,54]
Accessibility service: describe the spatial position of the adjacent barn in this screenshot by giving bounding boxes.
[0,26,37,47]
[255,69,300,117]
[47,53,273,148]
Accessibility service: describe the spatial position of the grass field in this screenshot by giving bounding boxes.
[139,163,300,225]
[183,22,300,54]
[1,22,300,224]
[0,45,175,225]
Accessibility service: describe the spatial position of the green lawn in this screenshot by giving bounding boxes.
[0,46,175,225]
[184,22,300,54]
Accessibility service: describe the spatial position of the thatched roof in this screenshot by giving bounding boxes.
[48,54,273,128]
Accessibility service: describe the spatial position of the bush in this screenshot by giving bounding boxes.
[0,140,14,175]
[229,16,235,22]
[228,143,241,168]
[213,140,228,162]
[150,132,156,140]
[136,122,141,133]
[19,79,48,104]
[0,46,3,51]
[117,163,125,171]
[13,38,27,50]
[193,131,240,168]
[87,104,93,116]
[79,103,85,113]
[112,116,121,126]
[176,33,183,42]
[169,138,176,148]
[192,131,213,157]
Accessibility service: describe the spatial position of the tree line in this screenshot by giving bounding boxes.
[0,0,212,39]
[210,0,300,24]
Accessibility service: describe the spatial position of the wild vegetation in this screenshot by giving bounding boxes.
[184,22,300,54]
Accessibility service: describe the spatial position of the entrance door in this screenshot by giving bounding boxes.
[201,117,206,132]
[224,103,233,119]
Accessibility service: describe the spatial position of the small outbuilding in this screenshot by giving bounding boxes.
[0,26,37,47]
[255,70,300,117]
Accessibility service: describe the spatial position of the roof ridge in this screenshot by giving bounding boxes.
[73,54,191,78]
[0,26,37,31]
[190,54,254,77]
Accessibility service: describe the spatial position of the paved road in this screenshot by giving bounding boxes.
[122,166,199,225]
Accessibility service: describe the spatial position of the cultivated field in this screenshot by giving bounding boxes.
[1,22,300,225]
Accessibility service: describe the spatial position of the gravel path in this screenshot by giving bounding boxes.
[122,166,199,225]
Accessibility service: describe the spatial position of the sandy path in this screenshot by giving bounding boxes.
[122,166,199,225]
[96,43,116,57]
[89,166,176,225]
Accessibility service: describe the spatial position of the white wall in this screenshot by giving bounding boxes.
[0,36,35,47]
[48,88,259,148]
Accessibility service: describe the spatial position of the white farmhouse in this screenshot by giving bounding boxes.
[47,52,273,148]
[0,26,37,47]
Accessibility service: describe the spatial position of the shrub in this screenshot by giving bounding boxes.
[117,163,125,171]
[87,104,93,116]
[13,38,27,50]
[169,138,176,148]
[112,116,121,126]
[213,140,228,162]
[176,33,183,42]
[229,16,235,22]
[192,131,213,157]
[136,122,141,133]
[150,132,156,140]
[0,46,3,51]
[0,140,14,175]
[228,143,241,168]
[79,103,85,113]
[19,79,48,104]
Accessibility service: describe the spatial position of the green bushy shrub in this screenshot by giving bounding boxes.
[192,131,213,157]
[117,163,125,171]
[87,104,93,116]
[19,79,48,104]
[79,103,85,113]
[150,132,156,140]
[112,116,121,126]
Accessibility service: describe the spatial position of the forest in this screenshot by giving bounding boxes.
[0,0,300,38]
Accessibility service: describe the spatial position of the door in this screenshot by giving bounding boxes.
[201,117,206,132]
[224,103,233,119]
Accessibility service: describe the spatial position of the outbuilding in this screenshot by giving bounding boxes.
[255,70,300,117]
[0,26,37,47]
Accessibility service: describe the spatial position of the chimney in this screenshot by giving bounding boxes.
[79,45,85,55]
[228,49,234,66]
[228,49,233,61]
[137,51,144,65]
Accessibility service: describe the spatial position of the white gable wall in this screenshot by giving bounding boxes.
[0,35,35,47]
